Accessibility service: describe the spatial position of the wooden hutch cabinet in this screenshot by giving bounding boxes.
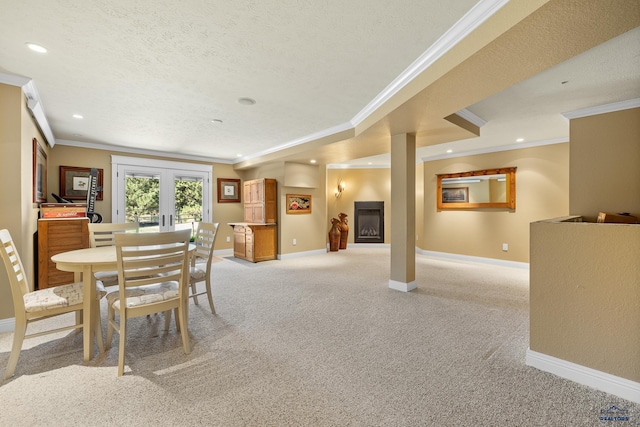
[230,178,277,262]
[37,218,89,289]
[243,178,277,223]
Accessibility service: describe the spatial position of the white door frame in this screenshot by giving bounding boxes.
[111,155,212,227]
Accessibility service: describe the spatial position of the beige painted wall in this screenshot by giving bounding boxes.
[569,107,640,221]
[241,162,327,255]
[421,143,570,263]
[0,84,23,319]
[326,168,392,245]
[530,219,639,382]
[415,162,425,249]
[48,145,114,222]
[48,145,243,252]
[529,107,640,385]
[0,84,47,319]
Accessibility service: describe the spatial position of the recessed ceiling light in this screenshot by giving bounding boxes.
[211,119,223,124]
[310,159,316,164]
[72,114,83,119]
[516,138,524,142]
[236,154,243,157]
[368,162,372,165]
[446,149,453,153]
[237,97,256,106]
[26,43,47,53]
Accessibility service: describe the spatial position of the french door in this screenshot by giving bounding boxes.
[111,156,211,236]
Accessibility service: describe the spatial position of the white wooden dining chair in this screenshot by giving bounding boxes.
[105,229,191,376]
[189,222,219,313]
[0,229,106,379]
[88,222,139,287]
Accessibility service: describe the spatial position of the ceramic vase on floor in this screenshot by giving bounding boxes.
[338,212,348,249]
[329,218,341,252]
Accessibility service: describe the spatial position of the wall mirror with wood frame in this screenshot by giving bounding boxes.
[436,167,516,210]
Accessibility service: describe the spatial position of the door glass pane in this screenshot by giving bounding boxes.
[125,173,160,233]
[174,175,203,239]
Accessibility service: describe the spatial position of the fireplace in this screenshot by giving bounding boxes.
[354,201,384,243]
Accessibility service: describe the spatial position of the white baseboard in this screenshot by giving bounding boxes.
[526,349,640,404]
[418,249,529,269]
[279,249,328,260]
[212,248,233,257]
[389,279,417,292]
[350,243,391,249]
[0,317,15,334]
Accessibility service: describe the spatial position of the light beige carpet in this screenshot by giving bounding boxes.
[0,247,637,426]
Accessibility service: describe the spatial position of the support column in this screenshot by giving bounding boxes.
[389,133,416,292]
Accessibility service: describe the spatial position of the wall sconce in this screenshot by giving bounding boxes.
[335,180,345,198]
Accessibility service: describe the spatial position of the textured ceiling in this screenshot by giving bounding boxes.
[0,0,477,160]
[0,0,639,168]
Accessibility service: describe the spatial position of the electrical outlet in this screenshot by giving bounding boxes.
[293,238,297,246]
[502,243,508,251]
[226,236,230,243]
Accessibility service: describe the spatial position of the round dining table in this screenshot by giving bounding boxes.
[52,246,120,361]
[52,244,194,362]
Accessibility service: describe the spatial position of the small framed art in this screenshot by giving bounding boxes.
[60,166,104,200]
[286,194,312,214]
[217,178,241,203]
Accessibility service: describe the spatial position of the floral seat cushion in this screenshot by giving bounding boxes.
[189,265,206,280]
[107,281,179,310]
[23,281,107,313]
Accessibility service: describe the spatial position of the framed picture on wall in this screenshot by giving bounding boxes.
[286,194,312,214]
[59,166,104,200]
[217,178,241,203]
[33,138,47,203]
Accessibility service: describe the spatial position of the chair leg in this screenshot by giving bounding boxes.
[164,310,172,331]
[117,318,126,377]
[174,308,180,331]
[190,281,199,305]
[178,304,190,355]
[93,299,105,354]
[4,321,27,380]
[106,306,115,350]
[205,278,215,314]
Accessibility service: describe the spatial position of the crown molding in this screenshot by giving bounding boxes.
[326,163,391,170]
[455,108,487,127]
[328,137,568,169]
[421,137,568,162]
[350,0,509,127]
[562,98,640,120]
[0,72,57,147]
[55,139,232,164]
[234,121,354,164]
[258,0,507,168]
[0,71,31,87]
